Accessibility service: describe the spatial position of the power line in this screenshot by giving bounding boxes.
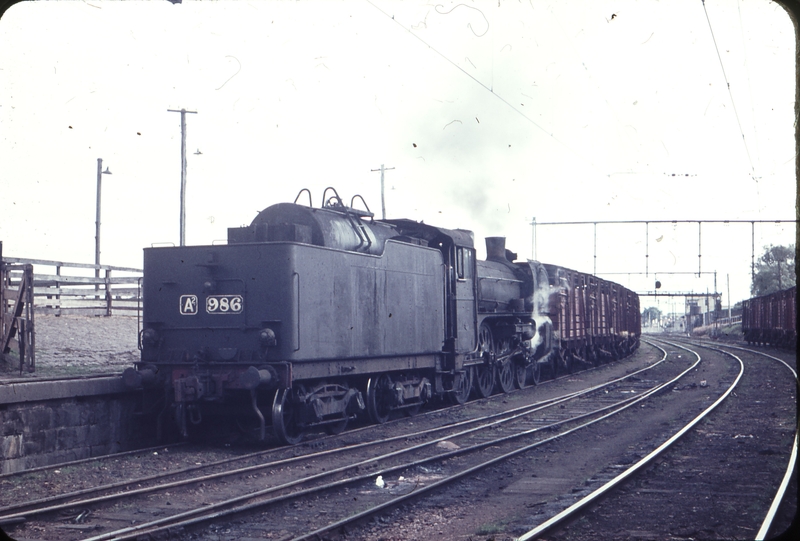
[534,218,797,282]
[701,0,756,176]
[364,0,600,177]
[736,0,761,173]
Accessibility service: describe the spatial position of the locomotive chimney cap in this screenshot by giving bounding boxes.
[485,237,506,261]
[485,237,517,262]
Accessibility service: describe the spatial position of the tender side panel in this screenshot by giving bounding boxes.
[143,240,446,368]
[290,240,445,362]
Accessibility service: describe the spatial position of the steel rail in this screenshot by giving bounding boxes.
[0,442,188,480]
[0,366,648,519]
[757,432,798,540]
[291,341,698,541]
[1,344,667,521]
[0,383,609,520]
[677,339,797,541]
[516,339,743,541]
[87,342,697,541]
[84,344,678,541]
[85,379,671,541]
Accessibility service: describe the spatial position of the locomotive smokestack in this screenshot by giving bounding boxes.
[486,237,506,261]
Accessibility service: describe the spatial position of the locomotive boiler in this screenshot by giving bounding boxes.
[124,188,640,444]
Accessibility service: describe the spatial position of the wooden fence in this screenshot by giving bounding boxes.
[1,242,142,372]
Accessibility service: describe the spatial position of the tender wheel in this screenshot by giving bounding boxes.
[325,416,349,435]
[272,388,304,445]
[366,374,393,424]
[404,404,422,417]
[448,367,473,405]
[474,323,495,398]
[325,382,350,435]
[514,361,528,389]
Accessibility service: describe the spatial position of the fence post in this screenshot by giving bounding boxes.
[105,268,112,316]
[56,264,62,316]
[25,264,34,371]
[16,316,24,374]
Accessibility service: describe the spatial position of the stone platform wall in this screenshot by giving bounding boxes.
[0,378,155,474]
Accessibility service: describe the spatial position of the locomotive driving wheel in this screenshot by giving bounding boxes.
[448,367,473,405]
[366,374,393,424]
[495,337,515,394]
[474,323,496,398]
[514,360,528,389]
[271,387,305,445]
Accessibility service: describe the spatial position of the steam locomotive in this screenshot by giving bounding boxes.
[123,188,640,444]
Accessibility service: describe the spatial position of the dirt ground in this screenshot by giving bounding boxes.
[0,314,139,378]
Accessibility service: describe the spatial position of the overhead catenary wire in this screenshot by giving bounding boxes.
[364,0,604,179]
[541,0,629,140]
[736,0,761,174]
[701,0,757,178]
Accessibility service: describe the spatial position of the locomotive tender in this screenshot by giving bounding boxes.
[124,188,641,444]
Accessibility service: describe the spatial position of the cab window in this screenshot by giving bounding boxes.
[456,247,473,280]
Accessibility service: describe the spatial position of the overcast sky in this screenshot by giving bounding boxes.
[0,0,796,309]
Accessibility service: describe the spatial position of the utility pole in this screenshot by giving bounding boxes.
[95,158,112,296]
[168,108,198,246]
[370,164,395,220]
[727,273,731,318]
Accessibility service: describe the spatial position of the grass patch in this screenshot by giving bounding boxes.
[476,518,511,536]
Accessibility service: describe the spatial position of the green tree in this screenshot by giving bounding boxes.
[641,306,662,325]
[750,244,796,296]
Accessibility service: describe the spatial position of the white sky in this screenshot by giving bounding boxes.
[0,0,796,309]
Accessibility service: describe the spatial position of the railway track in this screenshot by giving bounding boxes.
[0,348,655,522]
[9,338,787,541]
[1,340,713,541]
[516,339,797,541]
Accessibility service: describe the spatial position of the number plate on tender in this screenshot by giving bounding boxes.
[206,295,243,314]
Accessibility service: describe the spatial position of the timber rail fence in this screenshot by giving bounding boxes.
[1,242,142,372]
